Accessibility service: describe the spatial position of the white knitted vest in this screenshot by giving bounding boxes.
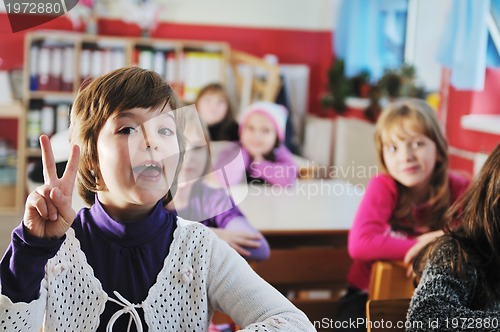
[0,220,315,331]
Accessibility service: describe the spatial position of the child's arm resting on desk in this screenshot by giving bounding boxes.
[348,175,417,261]
[207,237,315,331]
[214,216,270,261]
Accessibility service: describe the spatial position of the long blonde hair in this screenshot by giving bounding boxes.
[374,98,449,231]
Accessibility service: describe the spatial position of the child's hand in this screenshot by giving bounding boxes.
[211,228,262,257]
[23,135,80,239]
[404,230,444,266]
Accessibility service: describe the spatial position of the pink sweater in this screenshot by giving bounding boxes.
[347,172,470,290]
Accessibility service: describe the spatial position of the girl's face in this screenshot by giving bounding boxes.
[178,125,209,185]
[96,106,180,220]
[382,128,437,196]
[197,92,228,126]
[240,113,277,158]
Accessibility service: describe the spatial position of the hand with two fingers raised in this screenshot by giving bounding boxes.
[23,135,81,239]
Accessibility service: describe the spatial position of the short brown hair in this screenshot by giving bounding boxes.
[69,67,184,205]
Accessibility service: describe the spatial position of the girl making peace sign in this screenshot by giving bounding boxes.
[0,67,314,332]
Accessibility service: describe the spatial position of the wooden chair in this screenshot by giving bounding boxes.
[366,298,411,332]
[368,261,415,301]
[229,50,281,109]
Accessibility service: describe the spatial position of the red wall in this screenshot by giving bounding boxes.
[445,68,500,153]
[471,68,500,115]
[443,66,500,175]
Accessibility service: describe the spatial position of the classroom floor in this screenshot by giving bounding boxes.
[0,213,22,253]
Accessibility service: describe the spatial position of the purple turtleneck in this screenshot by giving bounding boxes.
[1,198,177,331]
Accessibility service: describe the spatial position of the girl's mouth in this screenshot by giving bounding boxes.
[402,165,420,174]
[132,162,163,180]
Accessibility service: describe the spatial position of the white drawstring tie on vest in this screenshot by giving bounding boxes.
[106,291,143,332]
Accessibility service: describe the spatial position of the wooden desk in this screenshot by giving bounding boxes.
[235,180,363,325]
[235,179,362,231]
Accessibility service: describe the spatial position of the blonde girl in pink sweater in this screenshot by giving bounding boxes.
[335,98,469,331]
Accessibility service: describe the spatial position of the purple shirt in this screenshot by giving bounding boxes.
[242,144,297,186]
[1,198,176,332]
[171,182,270,261]
[215,143,297,187]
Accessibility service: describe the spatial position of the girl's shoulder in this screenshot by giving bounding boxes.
[366,173,398,193]
[174,217,218,241]
[423,236,478,283]
[273,144,294,157]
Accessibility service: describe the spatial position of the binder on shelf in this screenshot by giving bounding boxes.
[112,49,126,71]
[90,49,103,79]
[56,104,69,133]
[41,105,55,136]
[165,51,177,88]
[61,47,74,92]
[38,46,51,91]
[27,108,42,148]
[153,50,165,79]
[182,51,197,101]
[49,47,63,91]
[138,47,154,70]
[80,48,92,85]
[102,48,113,75]
[203,52,223,86]
[182,51,224,101]
[29,44,39,91]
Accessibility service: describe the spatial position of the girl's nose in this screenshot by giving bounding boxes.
[140,125,159,151]
[402,145,416,161]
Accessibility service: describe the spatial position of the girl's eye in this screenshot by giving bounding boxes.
[159,127,175,136]
[411,141,424,149]
[262,128,270,134]
[118,127,137,135]
[386,145,397,153]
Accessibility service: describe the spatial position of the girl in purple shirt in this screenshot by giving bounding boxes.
[238,102,297,186]
[0,67,314,332]
[166,110,270,261]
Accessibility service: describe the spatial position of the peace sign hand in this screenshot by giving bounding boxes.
[23,135,81,239]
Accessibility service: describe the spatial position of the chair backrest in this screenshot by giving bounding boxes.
[229,50,281,112]
[366,298,411,332]
[368,261,415,300]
